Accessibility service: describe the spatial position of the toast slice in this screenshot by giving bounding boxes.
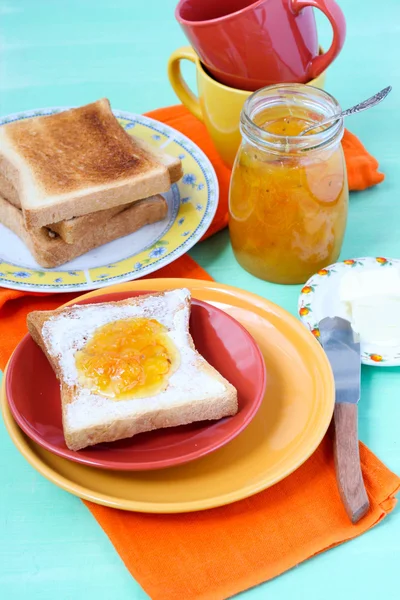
[0,147,182,244]
[0,141,182,211]
[0,98,172,228]
[26,289,238,451]
[0,193,168,268]
[0,172,19,206]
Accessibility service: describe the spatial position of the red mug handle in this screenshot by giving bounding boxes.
[291,0,346,79]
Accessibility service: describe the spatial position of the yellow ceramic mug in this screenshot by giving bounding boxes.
[167,46,327,168]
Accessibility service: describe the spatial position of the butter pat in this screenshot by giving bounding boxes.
[339,267,400,346]
[350,296,400,345]
[339,268,400,303]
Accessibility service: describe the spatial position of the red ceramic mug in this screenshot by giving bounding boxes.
[175,0,346,92]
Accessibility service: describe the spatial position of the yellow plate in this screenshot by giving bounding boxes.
[1,279,334,513]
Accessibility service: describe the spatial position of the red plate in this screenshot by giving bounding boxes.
[6,291,266,470]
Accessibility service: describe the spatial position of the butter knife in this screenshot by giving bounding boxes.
[319,317,370,524]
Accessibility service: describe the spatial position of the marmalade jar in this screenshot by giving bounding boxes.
[229,84,349,284]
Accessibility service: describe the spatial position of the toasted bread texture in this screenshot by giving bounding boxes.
[26,290,238,451]
[0,141,182,210]
[0,98,172,227]
[0,145,181,244]
[0,172,19,206]
[0,193,167,268]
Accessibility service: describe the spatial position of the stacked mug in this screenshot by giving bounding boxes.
[168,0,346,168]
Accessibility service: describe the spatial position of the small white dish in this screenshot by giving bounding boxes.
[298,256,400,367]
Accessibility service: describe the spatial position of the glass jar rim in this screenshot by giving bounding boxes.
[240,83,344,154]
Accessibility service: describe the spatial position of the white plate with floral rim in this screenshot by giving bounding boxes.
[298,256,400,367]
[0,107,218,293]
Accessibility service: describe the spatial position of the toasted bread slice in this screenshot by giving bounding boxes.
[26,289,238,451]
[0,98,172,228]
[43,146,181,244]
[0,147,181,244]
[0,142,182,211]
[0,172,19,206]
[0,193,167,268]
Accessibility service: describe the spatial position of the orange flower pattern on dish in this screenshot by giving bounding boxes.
[301,285,314,294]
[369,354,384,363]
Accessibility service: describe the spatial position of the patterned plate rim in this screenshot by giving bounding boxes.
[298,256,400,367]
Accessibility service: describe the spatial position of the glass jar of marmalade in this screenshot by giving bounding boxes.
[229,84,348,284]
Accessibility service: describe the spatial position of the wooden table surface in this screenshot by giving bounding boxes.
[0,1,399,598]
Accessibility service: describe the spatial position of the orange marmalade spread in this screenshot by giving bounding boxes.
[75,318,179,400]
[229,105,348,284]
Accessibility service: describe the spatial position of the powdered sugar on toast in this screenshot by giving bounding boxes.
[41,289,226,431]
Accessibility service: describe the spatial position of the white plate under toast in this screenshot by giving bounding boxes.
[0,107,218,292]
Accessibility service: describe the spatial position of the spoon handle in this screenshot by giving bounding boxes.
[300,85,392,135]
[340,85,392,118]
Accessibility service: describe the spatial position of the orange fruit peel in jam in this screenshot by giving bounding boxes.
[229,110,348,284]
[75,318,180,400]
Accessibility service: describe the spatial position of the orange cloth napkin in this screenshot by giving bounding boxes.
[341,129,385,191]
[0,106,395,600]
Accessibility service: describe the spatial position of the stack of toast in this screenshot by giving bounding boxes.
[0,98,183,268]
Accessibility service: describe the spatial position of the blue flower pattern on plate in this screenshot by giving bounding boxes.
[182,173,197,186]
[149,247,167,258]
[0,110,217,289]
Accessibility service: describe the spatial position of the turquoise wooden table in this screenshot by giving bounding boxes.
[1,1,399,598]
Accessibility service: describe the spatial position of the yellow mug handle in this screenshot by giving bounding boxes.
[167,47,203,122]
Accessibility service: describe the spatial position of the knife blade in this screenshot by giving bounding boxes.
[319,316,361,404]
[319,317,370,524]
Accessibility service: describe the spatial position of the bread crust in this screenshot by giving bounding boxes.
[26,292,239,451]
[0,142,182,244]
[0,172,19,206]
[64,390,238,452]
[45,149,181,244]
[0,193,167,268]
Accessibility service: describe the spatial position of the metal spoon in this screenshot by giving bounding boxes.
[299,85,392,136]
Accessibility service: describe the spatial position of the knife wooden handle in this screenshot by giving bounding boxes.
[333,403,370,524]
